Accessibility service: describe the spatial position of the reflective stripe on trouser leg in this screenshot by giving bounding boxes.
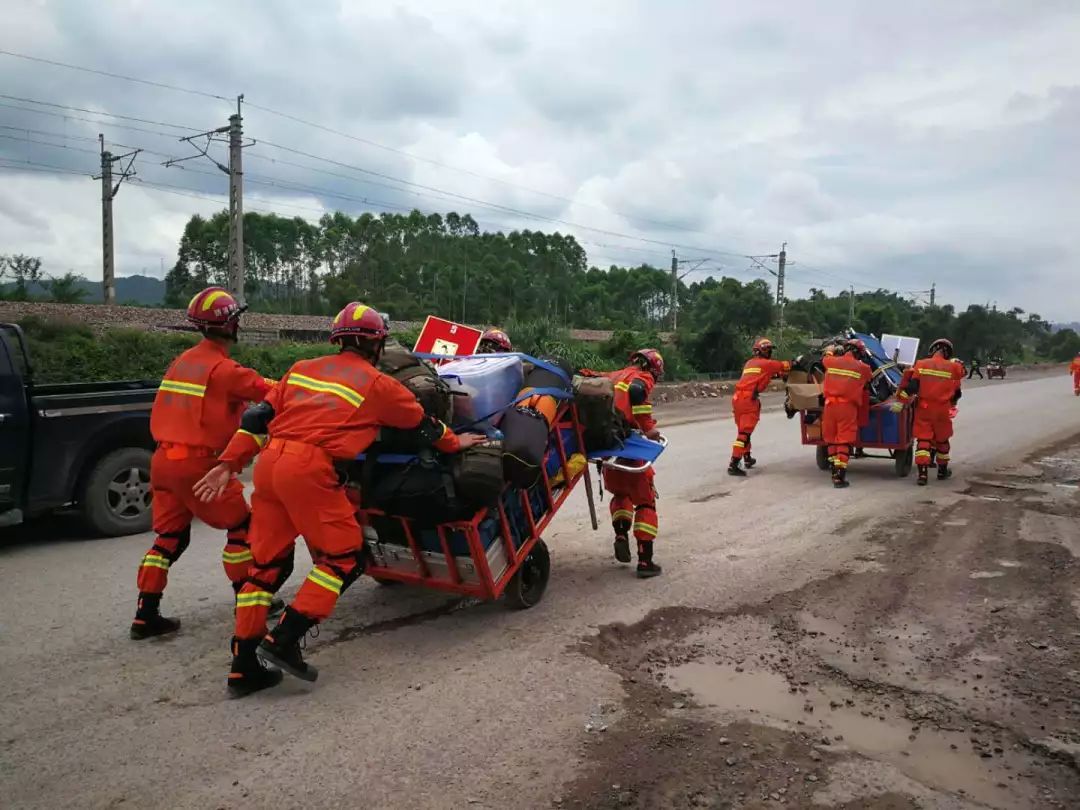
[235,552,292,640]
[610,495,634,535]
[731,432,752,459]
[222,515,253,587]
[136,528,191,595]
[291,557,360,623]
[828,445,849,469]
[633,503,658,557]
[935,441,951,466]
[915,439,933,467]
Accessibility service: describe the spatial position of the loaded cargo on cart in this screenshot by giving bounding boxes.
[344,321,666,610]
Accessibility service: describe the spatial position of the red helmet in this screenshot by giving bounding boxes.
[479,328,512,353]
[186,287,244,329]
[330,302,389,344]
[752,337,774,357]
[929,338,954,358]
[631,348,665,380]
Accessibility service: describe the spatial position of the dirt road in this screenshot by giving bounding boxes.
[1,372,1078,809]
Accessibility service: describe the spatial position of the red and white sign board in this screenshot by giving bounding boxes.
[413,315,483,360]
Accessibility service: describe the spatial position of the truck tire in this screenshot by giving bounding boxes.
[81,447,153,537]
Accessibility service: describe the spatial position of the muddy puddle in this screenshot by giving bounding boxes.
[668,659,1029,808]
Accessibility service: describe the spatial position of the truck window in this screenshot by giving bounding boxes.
[0,328,27,378]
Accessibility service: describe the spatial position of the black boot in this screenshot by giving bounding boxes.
[917,467,929,486]
[743,454,757,469]
[130,593,180,640]
[228,637,284,697]
[727,459,746,477]
[257,607,319,682]
[636,541,663,578]
[937,464,952,481]
[832,468,850,489]
[613,534,632,564]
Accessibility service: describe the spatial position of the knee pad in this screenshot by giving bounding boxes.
[247,549,294,593]
[227,515,251,543]
[154,526,191,563]
[317,550,368,594]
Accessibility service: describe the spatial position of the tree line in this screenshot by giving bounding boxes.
[7,207,1078,373]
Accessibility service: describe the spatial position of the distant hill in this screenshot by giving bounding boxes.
[1051,321,1080,333]
[2,275,165,305]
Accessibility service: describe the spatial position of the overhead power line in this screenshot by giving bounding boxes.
[0,50,231,102]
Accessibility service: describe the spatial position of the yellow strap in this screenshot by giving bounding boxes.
[140,555,170,570]
[306,568,344,595]
[160,380,207,398]
[917,368,953,379]
[742,367,763,375]
[236,591,274,608]
[288,373,365,408]
[633,522,659,538]
[612,509,635,522]
[222,550,254,564]
[826,367,862,379]
[631,405,653,415]
[614,381,630,392]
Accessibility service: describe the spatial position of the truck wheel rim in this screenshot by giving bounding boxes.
[107,466,152,520]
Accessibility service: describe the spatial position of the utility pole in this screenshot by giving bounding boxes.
[930,281,936,307]
[94,134,139,305]
[227,97,245,301]
[670,250,678,331]
[848,285,855,325]
[776,242,787,345]
[164,94,248,301]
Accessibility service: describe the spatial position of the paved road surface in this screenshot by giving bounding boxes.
[0,373,1077,809]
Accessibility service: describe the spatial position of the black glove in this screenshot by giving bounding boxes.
[952,389,962,404]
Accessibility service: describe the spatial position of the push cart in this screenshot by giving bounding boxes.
[801,402,916,477]
[356,399,594,609]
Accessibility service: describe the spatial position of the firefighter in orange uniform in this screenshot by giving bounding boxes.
[728,338,791,476]
[821,339,872,488]
[604,349,665,578]
[895,338,964,485]
[130,287,274,640]
[1071,353,1080,396]
[478,328,513,354]
[194,302,485,696]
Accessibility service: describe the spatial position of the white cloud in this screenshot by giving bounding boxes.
[0,0,1078,318]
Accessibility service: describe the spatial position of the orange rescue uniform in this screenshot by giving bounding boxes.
[602,367,659,555]
[137,339,271,600]
[1071,356,1080,395]
[821,353,872,471]
[220,351,461,641]
[898,353,963,468]
[730,357,791,460]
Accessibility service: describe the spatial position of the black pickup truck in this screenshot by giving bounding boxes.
[0,323,157,536]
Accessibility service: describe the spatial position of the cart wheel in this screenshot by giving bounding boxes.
[815,445,831,471]
[895,447,914,477]
[504,539,551,610]
[373,577,402,587]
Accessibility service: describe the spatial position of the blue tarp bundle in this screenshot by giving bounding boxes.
[851,332,903,387]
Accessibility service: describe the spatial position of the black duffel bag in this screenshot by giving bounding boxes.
[453,439,505,508]
[361,452,469,527]
[501,405,551,489]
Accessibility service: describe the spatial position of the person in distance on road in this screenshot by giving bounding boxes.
[894,338,964,485]
[728,337,792,477]
[477,328,513,354]
[193,302,486,697]
[130,287,277,641]
[1070,352,1080,396]
[821,339,872,489]
[967,355,984,380]
[603,349,665,578]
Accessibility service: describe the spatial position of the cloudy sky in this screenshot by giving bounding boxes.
[1,0,1078,318]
